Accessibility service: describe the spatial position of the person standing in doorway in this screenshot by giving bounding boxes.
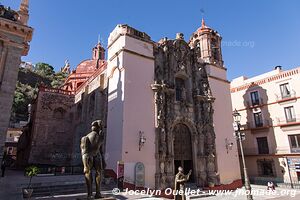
[1,152,7,177]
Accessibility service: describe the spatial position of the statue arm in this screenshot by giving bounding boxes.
[80,136,89,155]
[175,174,187,183]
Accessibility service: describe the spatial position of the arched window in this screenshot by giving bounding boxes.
[194,40,201,57]
[211,38,219,61]
[53,107,65,119]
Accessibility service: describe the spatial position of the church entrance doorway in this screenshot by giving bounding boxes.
[173,123,194,182]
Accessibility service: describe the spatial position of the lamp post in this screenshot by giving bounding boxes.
[233,109,253,200]
[139,131,146,151]
[27,103,32,123]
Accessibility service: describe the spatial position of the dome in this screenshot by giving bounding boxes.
[75,59,98,73]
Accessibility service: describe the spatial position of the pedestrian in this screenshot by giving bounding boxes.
[270,181,275,190]
[1,158,6,177]
[267,181,275,191]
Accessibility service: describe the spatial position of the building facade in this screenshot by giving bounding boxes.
[20,22,241,189]
[231,66,300,184]
[0,0,33,159]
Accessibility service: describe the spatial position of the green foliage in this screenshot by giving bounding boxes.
[11,62,68,121]
[25,165,39,177]
[12,81,38,120]
[51,71,68,88]
[25,166,39,188]
[34,62,55,79]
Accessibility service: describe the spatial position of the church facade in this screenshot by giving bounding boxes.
[19,21,241,189]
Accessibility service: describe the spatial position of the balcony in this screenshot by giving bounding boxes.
[275,147,300,154]
[275,90,297,103]
[276,116,300,127]
[246,119,271,131]
[243,147,273,156]
[246,98,264,108]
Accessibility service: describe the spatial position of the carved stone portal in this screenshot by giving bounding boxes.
[153,35,219,189]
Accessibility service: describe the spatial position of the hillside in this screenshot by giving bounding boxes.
[11,63,68,122]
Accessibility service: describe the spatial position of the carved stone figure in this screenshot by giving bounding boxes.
[174,167,192,200]
[80,120,106,199]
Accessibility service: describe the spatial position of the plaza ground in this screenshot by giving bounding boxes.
[0,169,300,200]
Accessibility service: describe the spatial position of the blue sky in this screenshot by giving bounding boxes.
[2,0,300,80]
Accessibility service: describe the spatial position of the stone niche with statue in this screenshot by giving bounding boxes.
[152,33,219,189]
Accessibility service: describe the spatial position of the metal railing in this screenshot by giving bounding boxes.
[246,98,264,107]
[276,115,300,126]
[242,147,274,156]
[246,119,270,129]
[276,147,300,154]
[275,90,296,101]
[25,166,84,176]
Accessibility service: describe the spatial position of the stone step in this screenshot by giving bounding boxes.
[23,183,115,197]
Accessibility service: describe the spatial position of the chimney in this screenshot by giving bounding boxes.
[275,66,282,71]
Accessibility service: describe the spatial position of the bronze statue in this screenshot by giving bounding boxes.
[174,167,192,200]
[80,120,106,199]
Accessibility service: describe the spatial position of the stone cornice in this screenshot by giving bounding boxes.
[0,17,33,42]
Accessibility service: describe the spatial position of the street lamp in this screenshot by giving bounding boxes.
[27,103,32,123]
[139,131,146,151]
[233,109,253,200]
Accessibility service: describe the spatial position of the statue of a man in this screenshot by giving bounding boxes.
[174,167,192,200]
[80,120,106,199]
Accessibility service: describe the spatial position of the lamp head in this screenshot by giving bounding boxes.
[232,109,241,123]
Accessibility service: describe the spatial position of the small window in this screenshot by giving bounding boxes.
[254,112,263,127]
[280,83,291,98]
[250,91,260,106]
[175,78,186,101]
[284,106,296,122]
[211,38,219,61]
[289,135,300,152]
[257,137,269,154]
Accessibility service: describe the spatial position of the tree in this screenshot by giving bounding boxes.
[12,81,38,121]
[51,71,68,88]
[34,62,55,79]
[12,62,68,121]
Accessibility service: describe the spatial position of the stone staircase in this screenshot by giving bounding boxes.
[22,181,116,198]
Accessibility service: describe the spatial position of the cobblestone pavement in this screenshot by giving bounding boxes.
[1,169,300,200]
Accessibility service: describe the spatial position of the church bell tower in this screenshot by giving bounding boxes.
[189,18,242,185]
[92,41,105,60]
[189,18,223,68]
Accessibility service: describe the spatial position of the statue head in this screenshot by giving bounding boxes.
[178,166,183,173]
[91,120,103,132]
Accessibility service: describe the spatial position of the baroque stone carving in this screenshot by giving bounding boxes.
[153,34,219,189]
